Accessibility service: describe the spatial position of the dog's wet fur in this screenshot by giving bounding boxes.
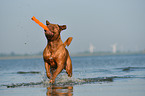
[43,20,72,83]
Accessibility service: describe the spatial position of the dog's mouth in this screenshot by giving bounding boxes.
[45,30,54,39]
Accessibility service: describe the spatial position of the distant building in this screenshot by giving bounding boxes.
[89,43,94,53]
[111,44,117,53]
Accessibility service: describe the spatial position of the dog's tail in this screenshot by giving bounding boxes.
[64,37,73,47]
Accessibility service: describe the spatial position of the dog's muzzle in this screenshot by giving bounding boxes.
[45,31,54,38]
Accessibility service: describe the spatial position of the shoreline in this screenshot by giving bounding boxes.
[71,52,145,57]
[0,52,144,60]
[0,55,43,60]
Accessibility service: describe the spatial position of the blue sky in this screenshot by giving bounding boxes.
[0,0,145,54]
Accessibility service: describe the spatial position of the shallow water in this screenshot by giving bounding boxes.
[0,54,145,96]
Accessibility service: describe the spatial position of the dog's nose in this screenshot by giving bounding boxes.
[45,30,54,38]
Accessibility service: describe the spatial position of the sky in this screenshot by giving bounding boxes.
[0,0,145,54]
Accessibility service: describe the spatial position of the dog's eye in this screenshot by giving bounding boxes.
[49,27,54,31]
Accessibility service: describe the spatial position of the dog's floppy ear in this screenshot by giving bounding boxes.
[46,20,50,25]
[59,25,67,30]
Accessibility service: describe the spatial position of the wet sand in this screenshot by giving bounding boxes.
[74,79,145,96]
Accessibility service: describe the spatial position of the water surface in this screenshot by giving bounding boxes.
[0,54,145,96]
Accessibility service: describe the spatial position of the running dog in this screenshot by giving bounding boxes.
[43,20,72,83]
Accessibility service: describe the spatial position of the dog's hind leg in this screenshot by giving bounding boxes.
[66,55,72,77]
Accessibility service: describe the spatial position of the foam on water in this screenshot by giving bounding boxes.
[116,67,145,71]
[1,82,43,88]
[17,71,41,74]
[2,73,144,88]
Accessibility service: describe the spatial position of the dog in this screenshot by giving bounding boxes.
[43,20,73,83]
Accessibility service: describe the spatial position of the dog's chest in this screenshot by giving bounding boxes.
[43,53,57,68]
[48,57,57,67]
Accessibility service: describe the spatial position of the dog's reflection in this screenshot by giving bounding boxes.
[47,85,73,96]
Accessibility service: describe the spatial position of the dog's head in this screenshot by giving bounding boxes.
[44,20,66,40]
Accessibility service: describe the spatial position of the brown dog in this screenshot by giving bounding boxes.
[43,20,73,83]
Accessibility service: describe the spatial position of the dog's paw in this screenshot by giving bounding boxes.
[49,79,55,84]
[68,74,72,77]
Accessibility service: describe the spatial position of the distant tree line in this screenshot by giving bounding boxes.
[0,51,43,57]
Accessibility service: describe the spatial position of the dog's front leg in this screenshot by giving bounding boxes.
[49,63,64,83]
[44,62,52,79]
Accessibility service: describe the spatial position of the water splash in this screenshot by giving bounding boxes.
[56,74,84,86]
[1,74,144,88]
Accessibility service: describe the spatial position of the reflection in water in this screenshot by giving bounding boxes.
[47,85,73,96]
